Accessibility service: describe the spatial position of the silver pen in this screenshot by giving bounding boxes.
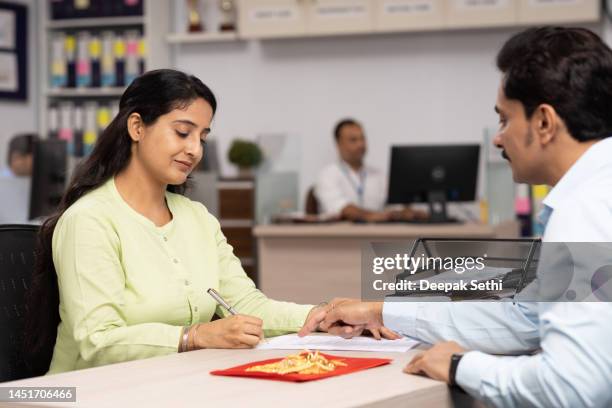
[207,288,238,315]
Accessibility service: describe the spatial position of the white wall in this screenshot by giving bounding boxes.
[174,22,604,206]
[0,0,38,172]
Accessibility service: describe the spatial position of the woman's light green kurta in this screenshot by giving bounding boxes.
[48,178,312,374]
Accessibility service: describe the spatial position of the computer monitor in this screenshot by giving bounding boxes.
[197,139,219,173]
[29,140,67,220]
[186,171,219,217]
[387,144,480,222]
[0,177,30,224]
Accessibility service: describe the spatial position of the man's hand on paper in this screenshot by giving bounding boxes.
[299,301,401,340]
[300,298,358,337]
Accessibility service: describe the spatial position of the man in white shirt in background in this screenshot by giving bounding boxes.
[301,27,612,407]
[315,118,425,222]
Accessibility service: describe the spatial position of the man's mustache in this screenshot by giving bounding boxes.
[501,150,511,162]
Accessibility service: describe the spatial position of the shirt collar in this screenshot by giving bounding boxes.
[543,137,612,211]
[538,205,553,230]
[338,159,366,177]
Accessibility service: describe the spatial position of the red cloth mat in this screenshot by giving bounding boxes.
[210,352,392,382]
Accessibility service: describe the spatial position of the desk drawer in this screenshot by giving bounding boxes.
[219,188,254,219]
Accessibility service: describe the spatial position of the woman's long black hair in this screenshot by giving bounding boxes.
[24,69,217,374]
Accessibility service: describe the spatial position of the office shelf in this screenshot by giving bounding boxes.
[45,87,127,98]
[38,0,171,139]
[220,220,254,228]
[166,32,240,44]
[47,16,145,29]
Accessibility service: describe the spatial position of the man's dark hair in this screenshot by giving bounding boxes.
[334,118,361,142]
[7,133,38,167]
[497,26,612,142]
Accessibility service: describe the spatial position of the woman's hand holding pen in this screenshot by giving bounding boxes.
[191,315,264,349]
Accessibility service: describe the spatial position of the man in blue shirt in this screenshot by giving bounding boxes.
[301,27,612,407]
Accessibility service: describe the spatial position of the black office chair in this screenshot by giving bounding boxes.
[0,224,39,382]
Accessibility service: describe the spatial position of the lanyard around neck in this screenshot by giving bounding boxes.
[340,162,367,206]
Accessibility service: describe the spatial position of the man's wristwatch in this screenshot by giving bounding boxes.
[449,353,464,387]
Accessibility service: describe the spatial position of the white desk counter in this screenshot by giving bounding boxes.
[254,221,519,304]
[1,347,456,408]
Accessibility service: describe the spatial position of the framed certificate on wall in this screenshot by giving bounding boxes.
[0,1,27,101]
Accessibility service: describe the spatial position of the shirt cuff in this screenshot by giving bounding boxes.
[170,324,184,352]
[382,300,419,337]
[456,350,499,398]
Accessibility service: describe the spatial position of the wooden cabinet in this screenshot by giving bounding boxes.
[217,180,258,284]
[219,185,254,219]
[373,0,598,33]
[239,0,374,38]
[375,0,517,32]
[373,0,444,32]
[446,0,516,28]
[517,0,600,24]
[306,0,373,35]
[237,0,600,39]
[237,0,307,39]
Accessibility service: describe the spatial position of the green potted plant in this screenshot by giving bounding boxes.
[228,139,263,178]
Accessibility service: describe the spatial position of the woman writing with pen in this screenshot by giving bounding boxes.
[24,70,396,375]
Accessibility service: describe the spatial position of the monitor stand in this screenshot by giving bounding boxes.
[427,190,459,223]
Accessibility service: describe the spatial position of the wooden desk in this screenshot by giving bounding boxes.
[1,347,453,407]
[254,221,519,304]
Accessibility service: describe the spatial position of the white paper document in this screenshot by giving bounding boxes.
[257,334,419,353]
